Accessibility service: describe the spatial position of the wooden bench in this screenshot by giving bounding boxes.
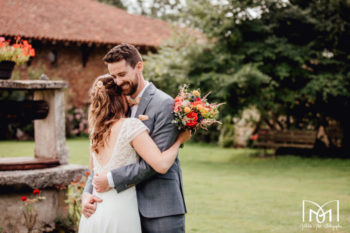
[253,130,317,153]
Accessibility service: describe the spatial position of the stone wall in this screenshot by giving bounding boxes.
[12,42,109,107]
[0,164,87,233]
[12,41,152,108]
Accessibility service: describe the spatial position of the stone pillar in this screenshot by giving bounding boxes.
[34,89,69,164]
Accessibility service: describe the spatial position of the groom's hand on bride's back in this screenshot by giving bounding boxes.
[93,173,110,193]
[82,193,103,218]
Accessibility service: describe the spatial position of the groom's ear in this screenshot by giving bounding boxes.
[136,61,143,72]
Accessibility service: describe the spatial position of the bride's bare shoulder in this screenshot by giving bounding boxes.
[111,118,126,132]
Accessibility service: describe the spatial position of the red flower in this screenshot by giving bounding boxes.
[85,171,90,176]
[196,97,201,101]
[174,97,183,103]
[191,100,202,107]
[186,111,198,127]
[251,134,259,141]
[33,189,40,195]
[21,196,27,201]
[29,48,35,57]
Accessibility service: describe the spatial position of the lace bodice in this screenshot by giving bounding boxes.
[92,118,149,174]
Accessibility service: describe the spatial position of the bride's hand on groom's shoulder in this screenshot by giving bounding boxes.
[93,173,110,193]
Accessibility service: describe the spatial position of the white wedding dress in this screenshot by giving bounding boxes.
[79,118,149,233]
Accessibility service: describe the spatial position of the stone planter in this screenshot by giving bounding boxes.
[0,61,16,80]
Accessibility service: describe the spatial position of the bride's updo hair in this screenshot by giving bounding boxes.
[88,74,127,154]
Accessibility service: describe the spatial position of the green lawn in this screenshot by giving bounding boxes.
[1,139,350,233]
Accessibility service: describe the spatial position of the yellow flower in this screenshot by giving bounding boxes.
[200,107,209,117]
[192,90,200,97]
[184,107,191,113]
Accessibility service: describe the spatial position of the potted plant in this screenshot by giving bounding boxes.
[0,36,35,79]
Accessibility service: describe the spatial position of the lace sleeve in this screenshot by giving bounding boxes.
[126,118,150,143]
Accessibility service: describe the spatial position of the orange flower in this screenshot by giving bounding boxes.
[191,100,202,107]
[184,107,191,113]
[22,49,29,56]
[85,171,90,176]
[22,40,29,46]
[29,48,35,57]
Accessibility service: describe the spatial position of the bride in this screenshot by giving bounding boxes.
[78,75,191,233]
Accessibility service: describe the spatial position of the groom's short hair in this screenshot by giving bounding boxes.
[103,44,142,68]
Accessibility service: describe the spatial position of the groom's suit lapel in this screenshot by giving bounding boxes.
[134,82,156,118]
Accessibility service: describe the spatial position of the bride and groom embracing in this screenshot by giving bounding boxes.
[79,44,191,233]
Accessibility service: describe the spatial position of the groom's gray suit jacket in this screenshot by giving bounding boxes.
[84,83,187,218]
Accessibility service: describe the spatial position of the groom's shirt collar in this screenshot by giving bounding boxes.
[130,81,149,118]
[136,81,149,100]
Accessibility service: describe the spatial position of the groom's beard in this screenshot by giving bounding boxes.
[120,74,138,96]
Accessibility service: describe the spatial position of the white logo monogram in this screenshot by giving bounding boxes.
[301,200,342,231]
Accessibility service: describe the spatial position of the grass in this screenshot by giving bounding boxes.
[1,139,350,233]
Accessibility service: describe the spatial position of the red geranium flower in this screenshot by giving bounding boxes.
[21,196,27,201]
[85,171,90,176]
[251,134,259,141]
[33,189,40,195]
[29,48,35,57]
[186,111,198,127]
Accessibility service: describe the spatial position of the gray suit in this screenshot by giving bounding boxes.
[84,83,186,232]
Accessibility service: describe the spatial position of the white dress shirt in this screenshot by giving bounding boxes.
[106,81,150,188]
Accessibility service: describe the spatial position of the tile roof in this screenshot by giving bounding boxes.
[0,0,172,46]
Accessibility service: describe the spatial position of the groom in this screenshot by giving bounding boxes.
[82,44,186,232]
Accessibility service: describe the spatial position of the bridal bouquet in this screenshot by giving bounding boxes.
[173,85,223,133]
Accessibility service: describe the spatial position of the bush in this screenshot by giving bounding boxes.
[66,107,89,138]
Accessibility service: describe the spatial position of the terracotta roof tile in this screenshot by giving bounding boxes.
[0,0,172,46]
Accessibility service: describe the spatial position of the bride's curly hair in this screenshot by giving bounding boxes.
[88,75,127,154]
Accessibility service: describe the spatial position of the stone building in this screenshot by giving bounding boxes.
[0,0,172,107]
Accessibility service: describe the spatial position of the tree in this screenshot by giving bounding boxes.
[129,0,186,22]
[145,0,350,150]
